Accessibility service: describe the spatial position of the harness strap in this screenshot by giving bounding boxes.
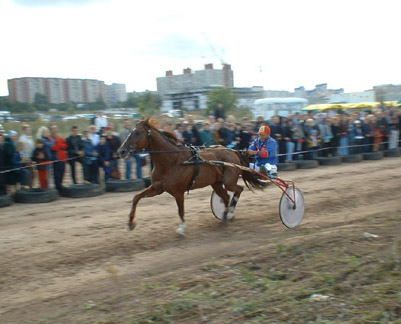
[186,145,201,193]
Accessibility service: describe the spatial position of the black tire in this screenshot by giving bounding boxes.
[384,148,400,157]
[362,151,384,161]
[60,184,104,198]
[293,160,319,169]
[0,194,13,208]
[315,156,342,166]
[14,188,58,204]
[277,162,297,171]
[342,154,363,163]
[143,177,152,187]
[106,179,146,192]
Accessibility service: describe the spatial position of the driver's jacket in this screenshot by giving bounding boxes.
[248,136,277,166]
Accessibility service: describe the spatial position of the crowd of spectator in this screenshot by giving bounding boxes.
[0,106,400,196]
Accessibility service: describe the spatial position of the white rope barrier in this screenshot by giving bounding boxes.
[0,140,400,175]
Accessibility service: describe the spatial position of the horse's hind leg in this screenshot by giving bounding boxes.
[211,183,231,222]
[224,183,244,220]
[128,185,163,231]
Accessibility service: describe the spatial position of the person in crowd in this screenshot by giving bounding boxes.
[214,103,226,120]
[66,126,88,184]
[108,122,120,137]
[186,115,201,145]
[278,118,291,163]
[217,119,231,146]
[119,119,134,180]
[36,126,54,159]
[105,127,121,179]
[183,123,197,145]
[317,116,333,157]
[82,130,99,184]
[174,124,185,144]
[4,131,19,193]
[212,122,222,145]
[284,119,296,162]
[307,129,321,159]
[19,124,35,188]
[237,124,254,150]
[388,114,400,149]
[254,115,265,132]
[248,125,278,177]
[207,115,216,129]
[0,133,7,195]
[50,125,67,191]
[329,117,340,156]
[36,126,54,187]
[225,123,236,148]
[364,114,377,152]
[337,114,350,156]
[13,141,30,190]
[349,120,364,154]
[94,111,108,133]
[32,139,50,189]
[96,135,111,182]
[375,110,389,150]
[292,118,306,160]
[88,125,100,146]
[199,121,214,146]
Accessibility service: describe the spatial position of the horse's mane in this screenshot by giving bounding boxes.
[161,131,179,143]
[143,118,179,145]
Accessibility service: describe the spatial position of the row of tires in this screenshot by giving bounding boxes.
[277,148,400,171]
[0,177,152,207]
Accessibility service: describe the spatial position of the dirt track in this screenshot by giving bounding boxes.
[1,157,400,323]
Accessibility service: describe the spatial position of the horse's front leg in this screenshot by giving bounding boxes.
[174,193,186,236]
[128,185,163,231]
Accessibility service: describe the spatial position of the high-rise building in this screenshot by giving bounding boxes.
[7,77,109,104]
[156,63,234,97]
[106,83,127,105]
[373,84,401,102]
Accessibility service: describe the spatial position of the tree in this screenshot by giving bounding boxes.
[138,91,161,116]
[206,87,237,115]
[34,93,48,105]
[124,94,140,108]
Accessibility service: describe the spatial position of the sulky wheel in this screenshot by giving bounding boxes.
[210,190,235,221]
[279,187,305,228]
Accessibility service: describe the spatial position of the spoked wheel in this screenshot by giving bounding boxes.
[279,187,305,228]
[210,190,235,221]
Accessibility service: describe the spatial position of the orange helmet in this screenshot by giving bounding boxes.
[258,125,271,136]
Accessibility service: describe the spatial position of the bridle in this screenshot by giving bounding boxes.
[125,123,152,155]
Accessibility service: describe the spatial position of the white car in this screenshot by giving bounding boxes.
[162,110,183,118]
[63,116,79,121]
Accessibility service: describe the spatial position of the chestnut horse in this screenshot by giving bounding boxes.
[118,118,268,235]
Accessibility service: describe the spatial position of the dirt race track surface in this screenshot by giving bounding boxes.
[1,157,401,324]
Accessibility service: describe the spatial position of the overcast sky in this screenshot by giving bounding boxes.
[1,0,400,96]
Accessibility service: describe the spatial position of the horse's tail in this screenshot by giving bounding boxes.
[236,151,270,191]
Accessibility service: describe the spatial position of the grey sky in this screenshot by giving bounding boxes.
[13,0,108,7]
[1,0,400,96]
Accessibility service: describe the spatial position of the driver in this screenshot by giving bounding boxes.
[248,125,278,176]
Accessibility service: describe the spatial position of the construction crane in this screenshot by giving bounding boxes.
[202,33,230,87]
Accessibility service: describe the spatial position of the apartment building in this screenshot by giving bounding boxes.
[8,77,108,104]
[156,63,234,97]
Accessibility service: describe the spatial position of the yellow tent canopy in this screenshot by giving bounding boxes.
[302,101,400,111]
[302,104,339,111]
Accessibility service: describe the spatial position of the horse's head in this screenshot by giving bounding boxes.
[117,118,154,158]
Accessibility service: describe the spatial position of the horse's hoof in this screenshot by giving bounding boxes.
[176,223,187,236]
[128,222,136,231]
